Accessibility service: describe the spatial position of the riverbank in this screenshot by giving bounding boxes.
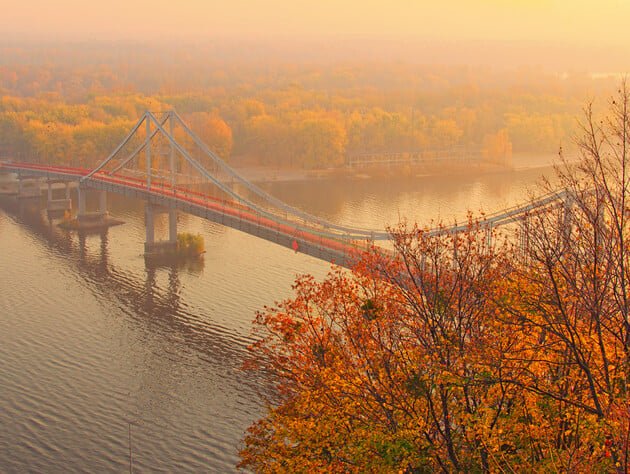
[232,162,515,184]
[230,152,571,184]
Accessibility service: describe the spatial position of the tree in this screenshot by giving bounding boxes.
[244,114,289,166]
[292,117,346,169]
[497,80,630,471]
[482,129,512,165]
[505,112,558,153]
[186,111,233,160]
[239,221,517,472]
[240,82,630,472]
[429,118,463,149]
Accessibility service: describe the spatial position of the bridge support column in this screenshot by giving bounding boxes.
[169,210,177,243]
[73,186,115,230]
[17,177,41,199]
[99,190,107,214]
[77,185,86,215]
[46,180,72,218]
[145,204,155,245]
[76,187,108,220]
[0,171,18,196]
[144,203,178,258]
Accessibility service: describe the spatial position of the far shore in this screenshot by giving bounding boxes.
[231,152,566,184]
[1,152,569,186]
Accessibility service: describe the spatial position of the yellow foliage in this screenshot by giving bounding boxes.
[241,84,630,472]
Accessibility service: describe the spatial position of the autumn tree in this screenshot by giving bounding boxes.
[240,82,630,473]
[244,114,289,166]
[239,221,522,472]
[496,80,630,471]
[482,129,512,165]
[292,117,346,169]
[0,52,594,169]
[185,112,233,160]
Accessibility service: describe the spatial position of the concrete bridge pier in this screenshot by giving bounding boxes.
[17,176,41,199]
[77,184,86,215]
[99,189,107,215]
[76,186,109,228]
[46,180,72,218]
[144,203,178,257]
[0,170,18,195]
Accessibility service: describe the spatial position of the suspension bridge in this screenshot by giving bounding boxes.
[0,110,569,268]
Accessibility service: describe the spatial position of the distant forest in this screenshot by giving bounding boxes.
[0,42,620,169]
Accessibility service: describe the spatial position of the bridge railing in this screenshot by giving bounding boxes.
[4,160,575,266]
[3,159,569,260]
[81,166,378,258]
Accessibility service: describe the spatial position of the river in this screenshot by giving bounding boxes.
[0,160,556,472]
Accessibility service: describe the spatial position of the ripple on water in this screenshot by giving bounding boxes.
[0,170,552,471]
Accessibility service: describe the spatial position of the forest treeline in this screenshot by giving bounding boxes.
[0,43,619,169]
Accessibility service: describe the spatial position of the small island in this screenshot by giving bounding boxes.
[176,232,205,258]
[144,232,205,263]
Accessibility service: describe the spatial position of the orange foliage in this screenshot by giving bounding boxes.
[0,44,611,170]
[240,84,630,472]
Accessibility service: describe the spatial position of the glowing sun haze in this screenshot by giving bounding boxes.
[3,0,629,47]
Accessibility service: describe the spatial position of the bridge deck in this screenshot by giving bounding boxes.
[2,162,375,268]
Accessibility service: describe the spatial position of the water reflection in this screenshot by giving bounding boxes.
[0,196,272,397]
[263,168,550,228]
[0,167,555,471]
[3,196,276,418]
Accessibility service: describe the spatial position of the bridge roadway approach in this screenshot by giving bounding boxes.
[2,162,370,269]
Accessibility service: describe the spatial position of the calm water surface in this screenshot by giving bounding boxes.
[0,162,553,472]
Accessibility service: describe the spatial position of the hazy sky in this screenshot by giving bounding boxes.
[3,0,630,47]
